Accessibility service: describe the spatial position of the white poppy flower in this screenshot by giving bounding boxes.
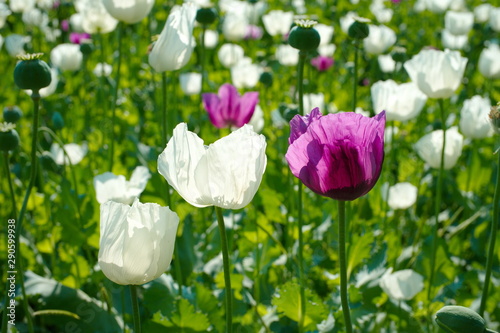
[441,29,468,50]
[50,43,83,71]
[404,49,467,99]
[445,11,473,36]
[102,0,155,24]
[158,123,267,209]
[94,166,151,204]
[9,0,35,13]
[379,268,424,300]
[382,182,418,210]
[93,62,113,77]
[262,10,294,37]
[179,72,202,95]
[490,7,500,32]
[315,23,334,46]
[414,127,464,170]
[218,43,244,68]
[204,29,219,49]
[98,200,179,285]
[5,34,30,57]
[222,11,248,42]
[230,58,262,89]
[303,93,325,115]
[424,0,453,14]
[248,105,264,133]
[478,44,500,79]
[50,142,88,165]
[275,44,299,66]
[474,4,492,23]
[371,80,427,122]
[149,3,197,72]
[77,0,118,34]
[363,25,396,55]
[459,95,493,139]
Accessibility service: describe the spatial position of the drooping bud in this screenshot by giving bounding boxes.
[288,20,321,52]
[14,53,52,93]
[435,306,486,333]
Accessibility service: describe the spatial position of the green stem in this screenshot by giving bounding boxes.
[200,25,207,93]
[109,22,124,172]
[479,141,500,316]
[215,207,233,333]
[130,285,141,333]
[296,50,307,333]
[427,99,446,302]
[161,72,168,146]
[13,92,42,333]
[98,33,108,128]
[3,151,18,217]
[337,200,353,333]
[352,40,359,112]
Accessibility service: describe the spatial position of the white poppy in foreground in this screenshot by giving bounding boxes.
[50,142,88,165]
[148,3,197,72]
[371,80,427,122]
[459,95,493,139]
[404,49,467,99]
[414,127,463,170]
[379,268,424,300]
[94,166,151,204]
[158,123,267,209]
[98,200,179,285]
[102,0,155,24]
[382,182,418,210]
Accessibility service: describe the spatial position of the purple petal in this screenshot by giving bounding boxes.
[218,83,240,126]
[286,111,386,201]
[203,93,226,128]
[234,92,259,127]
[289,107,322,144]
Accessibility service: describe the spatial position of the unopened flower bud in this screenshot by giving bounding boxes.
[288,20,321,52]
[51,111,65,130]
[259,71,273,87]
[0,122,20,152]
[489,102,500,135]
[14,53,52,92]
[435,306,486,333]
[3,106,23,123]
[348,17,370,39]
[80,41,94,56]
[196,7,217,25]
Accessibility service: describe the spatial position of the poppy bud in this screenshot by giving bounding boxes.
[3,106,23,123]
[0,123,20,152]
[14,53,52,92]
[259,71,273,87]
[196,7,217,25]
[435,306,486,333]
[288,20,321,52]
[348,18,370,39]
[51,112,65,130]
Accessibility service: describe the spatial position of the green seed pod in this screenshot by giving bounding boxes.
[80,41,94,56]
[14,53,52,92]
[196,7,217,25]
[348,18,370,40]
[435,306,486,333]
[259,72,273,87]
[391,46,408,63]
[51,111,65,130]
[288,20,321,51]
[3,106,23,123]
[0,123,20,152]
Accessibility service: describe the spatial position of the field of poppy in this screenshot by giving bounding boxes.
[1,0,500,332]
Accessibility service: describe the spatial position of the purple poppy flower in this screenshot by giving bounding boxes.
[70,32,91,44]
[202,83,259,129]
[311,55,334,72]
[286,109,386,201]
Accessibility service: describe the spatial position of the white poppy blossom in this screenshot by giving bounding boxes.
[50,43,83,71]
[478,44,500,79]
[218,43,244,68]
[262,10,294,37]
[179,72,202,95]
[445,11,473,36]
[149,3,197,72]
[379,268,424,300]
[9,0,35,13]
[102,0,155,24]
[474,4,492,23]
[158,123,267,209]
[371,80,427,122]
[382,182,418,210]
[404,49,467,99]
[50,142,88,166]
[303,93,325,115]
[204,30,219,49]
[222,12,248,42]
[459,95,493,139]
[98,200,179,285]
[363,25,396,55]
[378,54,396,73]
[414,127,463,170]
[315,24,334,46]
[94,166,151,204]
[441,29,468,50]
[77,0,118,34]
[275,44,299,66]
[490,7,500,32]
[230,58,262,89]
[425,0,452,14]
[5,34,30,57]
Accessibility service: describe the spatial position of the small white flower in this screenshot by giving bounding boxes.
[363,25,396,55]
[382,182,418,210]
[441,29,468,50]
[459,95,493,139]
[102,0,155,24]
[93,62,113,77]
[230,58,262,89]
[51,43,83,71]
[218,43,244,68]
[50,142,88,165]
[379,268,424,300]
[478,43,500,79]
[445,11,473,36]
[275,44,299,66]
[414,127,463,170]
[179,72,202,96]
[262,10,294,37]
